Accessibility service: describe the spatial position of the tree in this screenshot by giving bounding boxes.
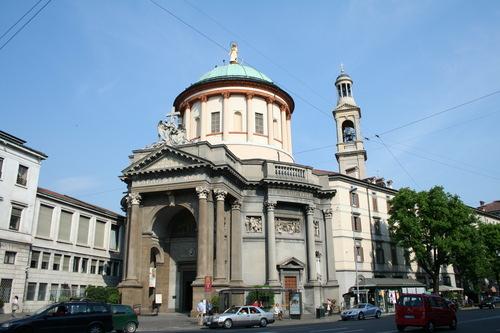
[479,222,500,290]
[85,286,120,304]
[388,186,477,294]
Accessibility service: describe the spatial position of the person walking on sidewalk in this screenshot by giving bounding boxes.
[273,303,283,320]
[196,299,206,326]
[11,296,19,318]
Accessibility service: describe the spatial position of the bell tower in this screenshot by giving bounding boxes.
[333,66,367,179]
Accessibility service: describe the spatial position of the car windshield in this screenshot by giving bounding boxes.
[355,304,367,309]
[398,296,423,307]
[224,307,240,314]
[33,304,56,316]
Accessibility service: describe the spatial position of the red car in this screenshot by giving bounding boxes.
[395,293,457,332]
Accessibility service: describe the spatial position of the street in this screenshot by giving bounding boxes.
[140,309,500,333]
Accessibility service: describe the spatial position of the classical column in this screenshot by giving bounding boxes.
[323,208,337,283]
[286,116,292,152]
[266,98,274,145]
[184,102,191,139]
[125,192,142,281]
[200,96,207,141]
[280,105,288,150]
[195,186,210,280]
[265,201,279,285]
[230,200,243,283]
[222,92,230,140]
[214,188,227,282]
[246,93,254,142]
[306,205,317,282]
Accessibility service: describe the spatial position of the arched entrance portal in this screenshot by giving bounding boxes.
[152,206,197,313]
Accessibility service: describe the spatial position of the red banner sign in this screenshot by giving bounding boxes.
[204,276,212,292]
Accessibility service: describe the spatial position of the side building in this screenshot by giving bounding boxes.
[23,188,125,312]
[0,131,46,313]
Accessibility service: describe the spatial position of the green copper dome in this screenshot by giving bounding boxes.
[197,63,273,84]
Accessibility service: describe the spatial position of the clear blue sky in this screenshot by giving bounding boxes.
[2,0,499,212]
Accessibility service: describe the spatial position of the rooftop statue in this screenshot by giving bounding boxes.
[155,108,188,147]
[229,41,238,64]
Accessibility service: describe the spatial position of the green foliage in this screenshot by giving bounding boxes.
[210,295,220,312]
[246,286,275,309]
[478,222,500,283]
[388,186,477,293]
[85,286,121,304]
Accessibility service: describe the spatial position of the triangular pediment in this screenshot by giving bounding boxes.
[335,102,359,111]
[277,257,305,270]
[122,145,211,176]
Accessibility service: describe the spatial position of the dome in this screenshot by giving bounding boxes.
[197,63,273,84]
[335,72,352,84]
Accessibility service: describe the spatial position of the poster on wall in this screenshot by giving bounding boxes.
[149,267,157,288]
[155,293,162,304]
[289,292,302,318]
[204,276,213,292]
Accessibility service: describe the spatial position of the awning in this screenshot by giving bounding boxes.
[349,278,425,291]
[429,285,464,292]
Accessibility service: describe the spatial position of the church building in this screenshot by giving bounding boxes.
[118,45,450,314]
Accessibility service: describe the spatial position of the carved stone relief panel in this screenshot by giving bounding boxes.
[313,220,320,237]
[275,217,301,234]
[245,216,263,233]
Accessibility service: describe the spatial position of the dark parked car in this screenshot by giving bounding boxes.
[395,294,457,332]
[479,296,500,309]
[111,304,138,333]
[0,301,113,333]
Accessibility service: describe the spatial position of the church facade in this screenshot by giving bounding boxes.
[118,48,462,314]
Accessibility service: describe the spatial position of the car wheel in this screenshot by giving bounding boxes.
[259,318,268,327]
[397,325,406,332]
[223,319,233,329]
[358,312,365,320]
[449,318,457,330]
[375,311,381,319]
[425,321,435,333]
[125,321,138,333]
[88,324,104,333]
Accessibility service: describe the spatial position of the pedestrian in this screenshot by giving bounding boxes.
[273,303,283,320]
[207,300,213,315]
[196,299,206,326]
[252,299,261,308]
[326,299,332,315]
[11,296,19,318]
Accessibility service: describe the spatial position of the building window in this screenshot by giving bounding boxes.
[30,251,40,269]
[391,244,398,265]
[49,284,59,301]
[194,117,200,137]
[110,225,120,251]
[9,206,23,231]
[374,218,381,235]
[98,261,104,275]
[273,119,279,138]
[77,215,90,245]
[41,252,50,270]
[58,210,73,242]
[404,249,411,267]
[105,261,112,276]
[38,283,47,301]
[0,157,3,178]
[36,205,54,238]
[372,195,378,212]
[81,258,88,273]
[90,259,97,274]
[376,242,385,264]
[53,254,61,271]
[94,220,106,248]
[233,111,242,131]
[386,196,392,213]
[350,192,359,207]
[112,261,120,277]
[4,251,16,264]
[73,257,80,272]
[255,113,264,134]
[71,285,79,298]
[354,240,364,262]
[62,255,70,271]
[352,215,362,232]
[211,112,220,133]
[16,165,28,186]
[0,279,13,303]
[26,283,36,301]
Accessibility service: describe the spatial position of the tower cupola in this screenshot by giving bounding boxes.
[335,65,357,107]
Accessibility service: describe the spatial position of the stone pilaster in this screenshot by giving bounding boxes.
[222,92,230,140]
[230,200,243,284]
[184,102,191,139]
[200,96,207,141]
[266,98,274,145]
[265,201,279,286]
[323,208,338,285]
[195,186,210,281]
[280,105,288,150]
[213,188,227,283]
[306,205,317,283]
[246,93,254,142]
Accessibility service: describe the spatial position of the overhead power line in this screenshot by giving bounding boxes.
[0,0,53,52]
[0,0,44,41]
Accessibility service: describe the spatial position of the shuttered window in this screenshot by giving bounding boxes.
[211,112,220,133]
[58,211,73,241]
[110,225,119,251]
[77,216,90,245]
[94,221,106,248]
[255,113,264,134]
[36,205,53,238]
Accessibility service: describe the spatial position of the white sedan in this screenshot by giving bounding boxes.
[204,305,275,329]
[341,303,382,320]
